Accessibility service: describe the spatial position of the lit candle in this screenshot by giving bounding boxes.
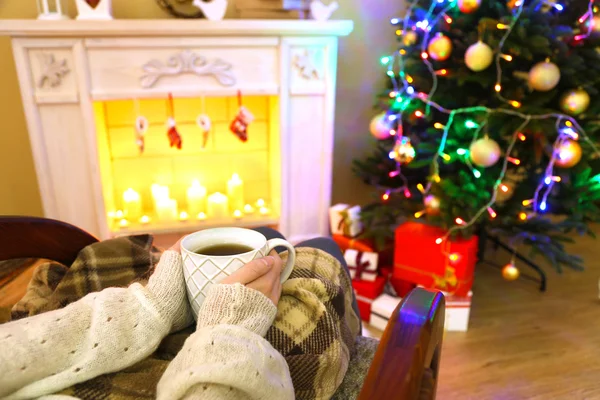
[140,215,151,225]
[197,212,207,221]
[156,198,178,222]
[119,219,129,228]
[151,184,170,211]
[233,210,243,219]
[259,206,270,216]
[207,192,229,219]
[256,199,266,208]
[187,180,207,216]
[123,188,143,220]
[179,211,189,221]
[243,204,255,215]
[115,210,124,219]
[227,173,245,212]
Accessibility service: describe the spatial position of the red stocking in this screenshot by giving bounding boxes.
[166,93,182,149]
[229,91,254,142]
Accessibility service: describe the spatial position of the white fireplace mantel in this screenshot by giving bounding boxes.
[0,20,353,242]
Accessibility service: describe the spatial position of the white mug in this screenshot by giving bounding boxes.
[181,227,295,318]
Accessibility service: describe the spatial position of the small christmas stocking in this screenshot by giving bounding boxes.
[166,93,182,149]
[229,91,254,142]
[197,114,212,149]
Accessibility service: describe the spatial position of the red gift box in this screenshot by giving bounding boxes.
[393,221,478,296]
[332,235,394,266]
[390,276,417,297]
[352,276,386,322]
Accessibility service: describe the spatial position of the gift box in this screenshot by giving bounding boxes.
[352,276,386,322]
[333,235,394,266]
[393,221,478,296]
[344,249,378,281]
[329,204,362,237]
[369,290,473,332]
[390,276,416,297]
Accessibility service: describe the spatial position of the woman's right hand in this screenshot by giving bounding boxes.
[221,252,283,306]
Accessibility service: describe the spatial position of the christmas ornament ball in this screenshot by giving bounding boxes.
[555,140,582,168]
[502,263,520,281]
[458,0,481,13]
[402,30,419,46]
[427,34,453,61]
[528,61,561,92]
[465,41,493,72]
[424,195,441,215]
[369,112,392,139]
[393,137,416,164]
[470,137,501,167]
[593,16,600,32]
[560,88,590,116]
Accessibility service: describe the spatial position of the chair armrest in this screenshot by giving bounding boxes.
[0,216,99,265]
[358,288,445,400]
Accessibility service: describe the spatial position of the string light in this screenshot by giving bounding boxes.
[518,132,526,141]
[404,188,412,198]
[487,207,497,218]
[434,122,445,129]
[495,84,502,92]
[382,192,390,201]
[416,183,426,193]
[497,23,510,29]
[421,52,429,59]
[522,199,534,206]
[456,148,468,156]
[435,237,443,244]
[389,170,400,178]
[500,184,510,193]
[415,210,426,218]
[455,217,465,225]
[449,253,460,262]
[414,110,424,118]
[544,176,561,184]
[435,69,448,76]
[510,100,522,108]
[500,54,513,61]
[507,157,521,165]
[519,212,528,221]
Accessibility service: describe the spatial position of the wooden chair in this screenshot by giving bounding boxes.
[0,216,445,399]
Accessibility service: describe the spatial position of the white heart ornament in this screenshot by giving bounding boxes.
[310,0,339,21]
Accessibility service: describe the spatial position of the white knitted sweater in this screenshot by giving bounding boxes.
[0,251,294,400]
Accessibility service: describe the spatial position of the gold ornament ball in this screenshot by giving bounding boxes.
[560,88,590,116]
[470,137,501,167]
[369,112,393,139]
[555,140,582,168]
[424,195,441,215]
[458,0,481,13]
[593,16,600,32]
[528,61,561,92]
[402,30,419,46]
[427,34,453,61]
[465,41,494,72]
[393,137,416,164]
[502,263,520,281]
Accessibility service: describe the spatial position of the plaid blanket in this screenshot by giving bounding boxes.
[6,235,360,399]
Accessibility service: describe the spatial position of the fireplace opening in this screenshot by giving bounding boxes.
[93,94,282,235]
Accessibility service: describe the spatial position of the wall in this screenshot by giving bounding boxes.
[0,0,402,216]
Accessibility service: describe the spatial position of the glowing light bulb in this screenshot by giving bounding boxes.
[522,199,533,206]
[396,29,403,35]
[510,100,521,108]
[457,148,467,156]
[473,169,482,178]
[406,75,414,83]
[500,54,513,61]
[565,120,573,127]
[404,188,412,198]
[497,23,509,29]
[416,183,425,193]
[389,170,400,178]
[390,129,397,136]
[518,132,526,141]
[421,52,429,59]
[449,253,460,262]
[544,176,561,185]
[455,217,465,225]
[414,110,424,118]
[443,14,452,23]
[400,49,407,55]
[382,192,390,201]
[553,3,563,11]
[539,201,547,211]
[389,151,398,159]
[487,207,497,218]
[434,122,445,129]
[414,210,426,218]
[389,91,397,98]
[441,153,451,162]
[507,157,521,165]
[388,114,398,121]
[391,18,400,24]
[500,184,509,193]
[435,237,443,244]
[380,56,390,65]
[406,86,415,95]
[436,69,448,76]
[387,71,395,77]
[433,174,442,182]
[495,84,502,92]
[464,120,478,129]
[519,212,527,221]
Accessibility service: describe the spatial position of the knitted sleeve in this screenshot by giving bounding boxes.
[157,283,295,400]
[0,250,193,400]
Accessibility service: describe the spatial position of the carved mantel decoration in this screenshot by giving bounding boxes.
[37,53,69,88]
[140,50,236,88]
[294,49,321,80]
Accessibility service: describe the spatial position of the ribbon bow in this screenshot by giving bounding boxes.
[337,209,352,236]
[353,251,371,280]
[433,266,458,292]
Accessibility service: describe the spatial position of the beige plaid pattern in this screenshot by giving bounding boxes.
[5,241,360,400]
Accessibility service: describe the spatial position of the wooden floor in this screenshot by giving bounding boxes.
[2,232,600,398]
[365,232,600,399]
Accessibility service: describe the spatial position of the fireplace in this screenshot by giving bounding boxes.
[0,19,353,242]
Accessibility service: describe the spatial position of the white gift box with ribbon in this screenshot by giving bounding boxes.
[344,249,378,281]
[329,203,362,237]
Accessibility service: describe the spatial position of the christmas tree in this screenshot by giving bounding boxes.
[353,0,600,271]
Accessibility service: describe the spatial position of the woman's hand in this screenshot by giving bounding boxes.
[221,251,283,306]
